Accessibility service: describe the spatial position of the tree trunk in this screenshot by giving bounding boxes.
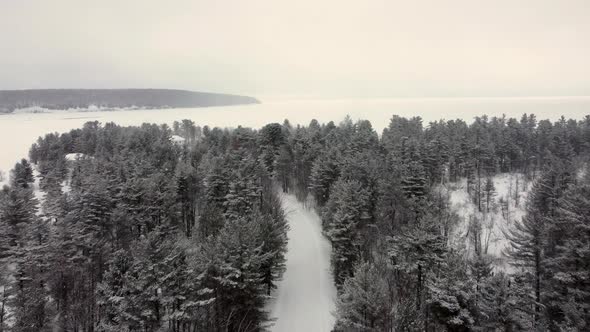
[534,249,541,326]
[417,264,422,311]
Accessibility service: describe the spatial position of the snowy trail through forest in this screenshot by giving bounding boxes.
[267,193,337,332]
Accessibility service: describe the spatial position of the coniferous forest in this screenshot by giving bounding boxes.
[1,114,590,332]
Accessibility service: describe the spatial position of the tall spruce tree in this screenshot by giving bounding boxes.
[334,262,391,331]
[544,176,590,330]
[323,179,371,285]
[505,163,572,329]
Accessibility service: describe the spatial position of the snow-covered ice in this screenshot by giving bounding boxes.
[267,193,337,332]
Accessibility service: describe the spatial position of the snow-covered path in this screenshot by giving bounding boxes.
[267,193,337,332]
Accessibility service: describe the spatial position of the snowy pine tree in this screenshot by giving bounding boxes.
[544,176,590,329]
[334,262,391,331]
[323,179,371,285]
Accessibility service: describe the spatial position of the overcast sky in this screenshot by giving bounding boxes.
[1,0,589,98]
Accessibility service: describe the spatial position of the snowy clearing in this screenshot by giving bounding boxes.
[170,134,186,144]
[65,152,87,161]
[445,173,532,272]
[267,193,337,332]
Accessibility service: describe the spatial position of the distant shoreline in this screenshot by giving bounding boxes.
[0,88,260,113]
[0,103,260,116]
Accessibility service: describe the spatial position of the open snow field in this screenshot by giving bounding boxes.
[267,193,337,332]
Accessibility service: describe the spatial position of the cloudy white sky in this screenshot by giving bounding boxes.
[1,0,589,98]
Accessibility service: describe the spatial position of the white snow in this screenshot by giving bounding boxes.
[10,104,143,114]
[10,106,54,114]
[170,135,186,144]
[267,193,337,332]
[65,153,87,161]
[62,153,88,193]
[445,173,532,272]
[31,167,46,210]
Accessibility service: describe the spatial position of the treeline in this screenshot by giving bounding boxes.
[0,120,288,331]
[272,114,590,331]
[0,89,259,113]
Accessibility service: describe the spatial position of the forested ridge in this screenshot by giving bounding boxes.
[0,89,259,113]
[1,113,590,331]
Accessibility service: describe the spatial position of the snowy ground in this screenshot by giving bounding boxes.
[267,193,337,332]
[32,167,46,209]
[444,173,532,272]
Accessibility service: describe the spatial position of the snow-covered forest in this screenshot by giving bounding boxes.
[1,114,590,331]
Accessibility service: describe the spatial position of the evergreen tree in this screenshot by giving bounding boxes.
[323,179,371,285]
[259,123,285,173]
[206,216,271,331]
[0,185,38,248]
[334,262,391,331]
[428,253,475,332]
[478,272,530,331]
[389,213,447,326]
[256,207,288,296]
[10,159,35,189]
[482,177,496,214]
[175,161,202,237]
[309,153,340,206]
[274,145,293,193]
[505,165,572,329]
[544,176,590,330]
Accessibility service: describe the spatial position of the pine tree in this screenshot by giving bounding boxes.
[0,194,12,332]
[478,272,530,330]
[389,213,447,326]
[401,161,427,200]
[259,123,285,173]
[0,185,38,248]
[8,200,51,332]
[206,216,271,331]
[160,238,192,331]
[274,145,293,193]
[505,202,546,328]
[309,153,340,206]
[289,126,317,200]
[256,208,288,296]
[204,157,231,209]
[422,138,449,186]
[483,177,496,214]
[175,161,202,237]
[400,161,428,219]
[334,262,391,331]
[96,249,135,330]
[198,203,225,239]
[11,159,35,189]
[469,253,493,327]
[125,228,171,330]
[505,165,572,328]
[323,179,371,285]
[428,253,475,332]
[375,157,409,233]
[544,177,590,330]
[382,115,423,155]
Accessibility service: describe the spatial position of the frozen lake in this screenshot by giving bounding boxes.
[1,96,589,177]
